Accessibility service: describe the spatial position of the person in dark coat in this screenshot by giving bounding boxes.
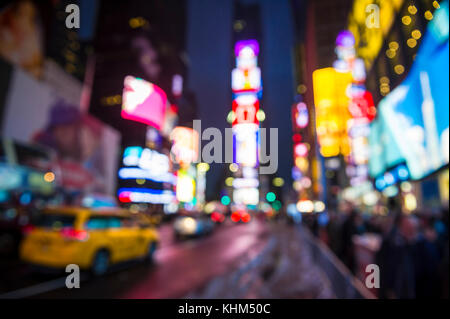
[376,214,418,299]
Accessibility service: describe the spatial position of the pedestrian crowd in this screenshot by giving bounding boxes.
[303,202,449,299]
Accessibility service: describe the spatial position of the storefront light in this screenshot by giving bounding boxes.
[386,49,396,58]
[314,201,326,213]
[256,109,266,122]
[389,41,399,51]
[197,163,210,173]
[273,177,285,187]
[402,15,412,25]
[382,185,399,197]
[297,200,314,213]
[394,65,405,75]
[293,181,302,192]
[363,191,379,206]
[404,193,417,211]
[266,192,276,202]
[379,76,390,84]
[401,181,413,193]
[227,111,236,124]
[408,5,417,15]
[44,172,55,183]
[375,178,386,190]
[424,10,433,20]
[397,165,409,180]
[411,30,422,40]
[407,38,417,48]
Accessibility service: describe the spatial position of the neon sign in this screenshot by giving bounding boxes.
[118,188,175,204]
[232,95,259,126]
[121,76,167,130]
[170,127,199,165]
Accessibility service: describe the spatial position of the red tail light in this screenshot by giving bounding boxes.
[231,212,241,223]
[211,212,225,223]
[241,213,251,223]
[61,228,89,241]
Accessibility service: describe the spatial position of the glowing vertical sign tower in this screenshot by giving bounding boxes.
[230,40,262,206]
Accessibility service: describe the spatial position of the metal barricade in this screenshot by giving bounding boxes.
[299,225,376,299]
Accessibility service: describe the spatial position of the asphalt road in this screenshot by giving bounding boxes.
[0,219,270,299]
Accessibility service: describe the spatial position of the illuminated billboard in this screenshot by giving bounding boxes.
[121,76,167,130]
[235,39,259,58]
[176,170,196,203]
[230,39,261,205]
[348,0,405,69]
[293,102,309,129]
[118,188,175,204]
[119,146,175,184]
[348,88,376,121]
[312,67,352,157]
[232,67,262,93]
[233,124,259,167]
[369,1,449,180]
[233,188,259,205]
[170,127,199,166]
[232,95,259,126]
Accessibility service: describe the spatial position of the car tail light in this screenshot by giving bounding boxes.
[231,212,241,223]
[211,212,224,223]
[241,213,251,223]
[61,228,89,241]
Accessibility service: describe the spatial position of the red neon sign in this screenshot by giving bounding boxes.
[232,97,259,126]
[349,89,376,121]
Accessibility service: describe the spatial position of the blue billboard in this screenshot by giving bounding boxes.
[370,1,449,180]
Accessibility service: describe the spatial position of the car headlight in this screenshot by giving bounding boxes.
[176,217,197,234]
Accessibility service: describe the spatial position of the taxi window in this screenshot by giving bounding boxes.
[36,214,76,228]
[108,217,122,228]
[86,216,123,229]
[86,216,110,229]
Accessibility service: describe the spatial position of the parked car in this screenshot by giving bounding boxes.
[20,206,159,276]
[173,215,214,240]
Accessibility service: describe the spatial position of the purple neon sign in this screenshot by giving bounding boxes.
[234,39,260,58]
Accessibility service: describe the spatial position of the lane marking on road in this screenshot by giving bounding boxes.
[0,277,69,299]
[0,273,90,299]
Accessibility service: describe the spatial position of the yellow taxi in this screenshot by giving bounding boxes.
[20,206,159,276]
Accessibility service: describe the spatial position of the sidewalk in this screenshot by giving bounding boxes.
[186,222,336,299]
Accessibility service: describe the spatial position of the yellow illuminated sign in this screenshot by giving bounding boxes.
[439,169,449,204]
[348,0,405,70]
[176,170,196,203]
[313,68,352,158]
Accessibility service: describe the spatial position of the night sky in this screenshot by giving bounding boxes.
[187,0,296,200]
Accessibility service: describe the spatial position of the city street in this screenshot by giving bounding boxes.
[0,0,448,302]
[0,220,271,298]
